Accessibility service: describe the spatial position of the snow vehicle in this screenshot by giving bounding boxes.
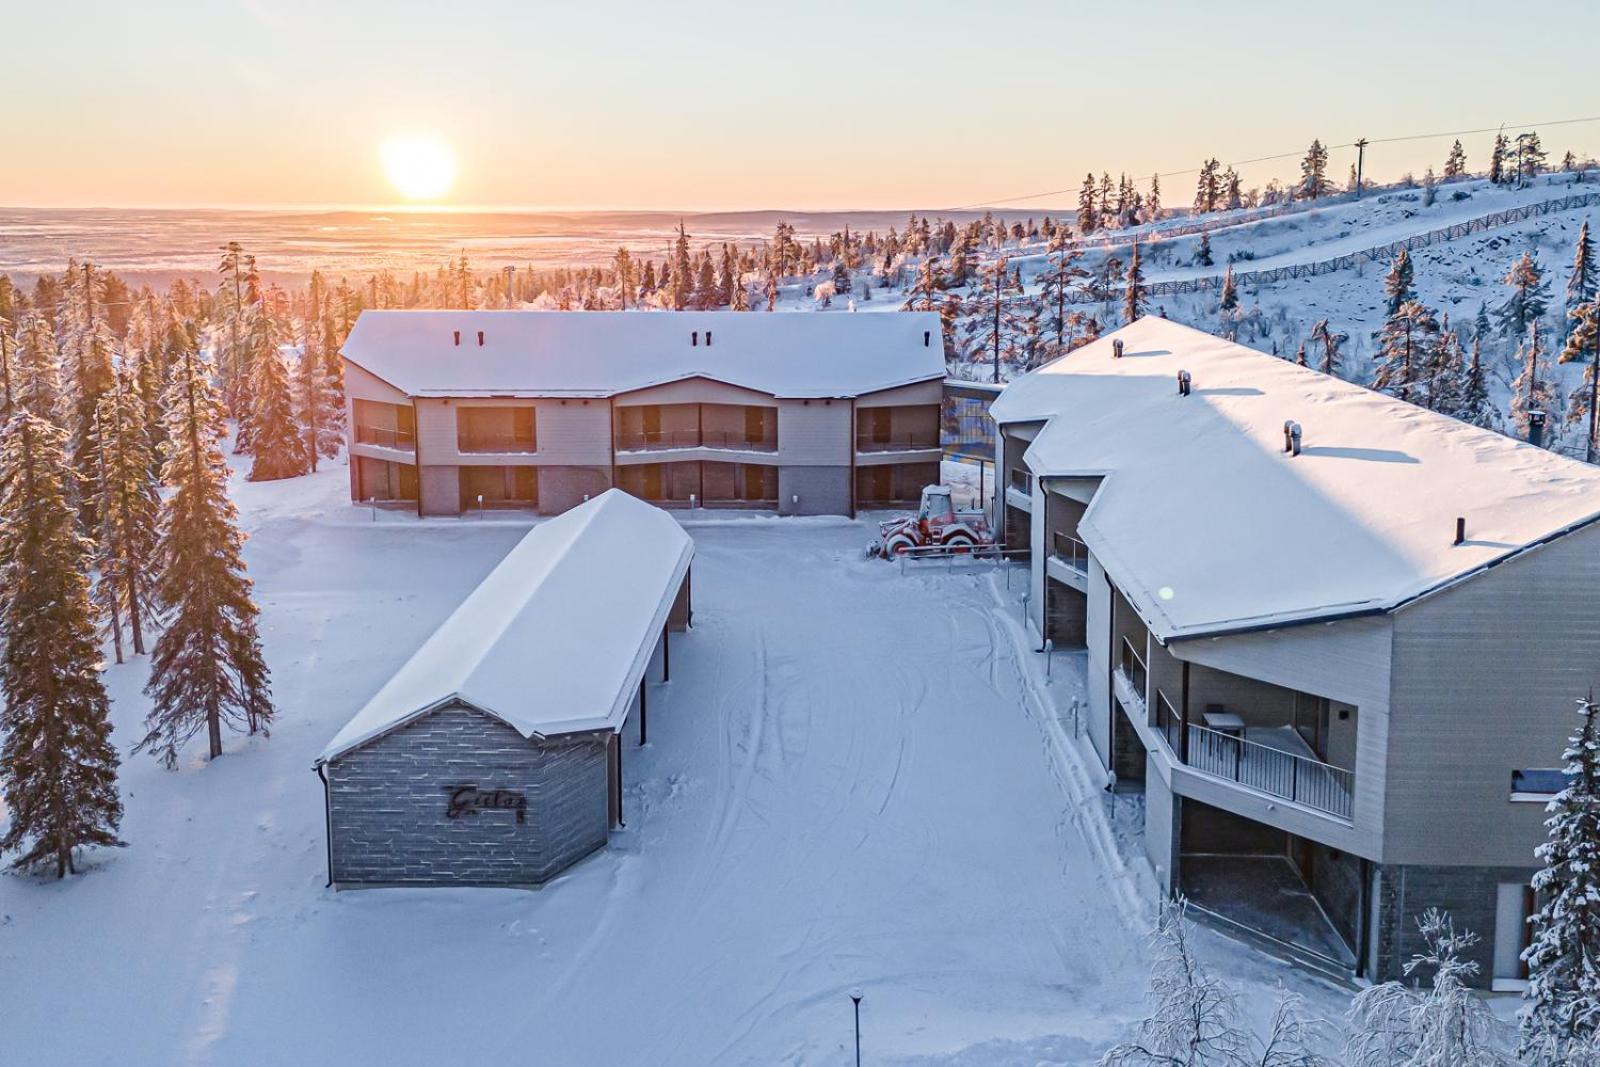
[868,485,994,558]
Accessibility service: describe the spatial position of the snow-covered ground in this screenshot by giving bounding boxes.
[0,460,1347,1065]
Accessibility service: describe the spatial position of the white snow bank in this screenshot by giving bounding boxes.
[342,309,947,398]
[992,317,1600,639]
[317,488,691,760]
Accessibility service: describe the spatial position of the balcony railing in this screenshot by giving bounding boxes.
[354,424,415,449]
[458,434,536,454]
[1155,689,1184,751]
[615,430,777,452]
[1184,724,1353,820]
[1119,636,1147,700]
[855,433,940,453]
[1051,531,1089,573]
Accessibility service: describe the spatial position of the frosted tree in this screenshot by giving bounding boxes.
[1520,697,1600,1063]
[1444,139,1468,180]
[1310,319,1346,377]
[1516,131,1548,186]
[1490,131,1509,185]
[1345,910,1511,1067]
[1383,248,1416,316]
[1511,323,1558,445]
[1038,248,1090,359]
[1196,232,1213,267]
[1460,335,1497,429]
[1561,299,1600,461]
[1300,140,1331,199]
[670,222,691,311]
[1570,220,1596,311]
[137,339,273,766]
[94,368,162,661]
[1078,174,1100,234]
[243,303,308,482]
[215,243,258,427]
[1422,167,1437,207]
[59,262,118,529]
[1426,325,1466,415]
[1219,265,1239,312]
[1497,252,1550,340]
[1374,299,1441,405]
[1124,243,1147,324]
[1194,159,1221,214]
[0,410,124,878]
[1148,174,1162,221]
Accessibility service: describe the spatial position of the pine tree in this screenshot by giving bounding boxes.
[670,222,691,311]
[1300,139,1331,199]
[1295,342,1307,367]
[0,410,124,877]
[1310,318,1346,377]
[1490,131,1509,185]
[1193,159,1221,214]
[60,262,117,530]
[1520,697,1600,1061]
[1569,220,1596,311]
[1146,174,1161,222]
[137,340,273,766]
[1384,248,1416,316]
[1078,174,1099,234]
[1444,139,1468,180]
[95,368,161,661]
[1498,252,1551,339]
[1511,322,1558,445]
[1374,299,1441,404]
[1195,232,1213,267]
[1561,299,1600,461]
[294,333,340,471]
[1517,131,1548,186]
[243,302,308,482]
[215,244,256,427]
[1427,325,1467,415]
[1038,248,1090,360]
[1218,264,1238,312]
[1123,243,1146,324]
[1459,334,1496,429]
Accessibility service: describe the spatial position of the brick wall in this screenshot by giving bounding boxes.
[326,703,610,887]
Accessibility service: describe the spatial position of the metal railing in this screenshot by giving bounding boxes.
[1183,722,1353,820]
[1119,636,1147,700]
[354,425,415,449]
[615,430,777,452]
[457,433,536,454]
[1009,468,1033,495]
[1051,532,1088,573]
[855,434,940,453]
[1155,690,1183,751]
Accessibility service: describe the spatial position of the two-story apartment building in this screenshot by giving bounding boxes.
[341,310,947,518]
[991,316,1600,985]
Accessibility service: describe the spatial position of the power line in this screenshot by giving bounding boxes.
[943,113,1600,212]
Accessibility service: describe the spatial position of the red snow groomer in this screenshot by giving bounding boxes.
[868,484,995,559]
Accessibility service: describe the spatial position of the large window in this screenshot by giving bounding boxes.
[353,400,415,449]
[459,466,538,509]
[357,457,417,502]
[458,407,536,454]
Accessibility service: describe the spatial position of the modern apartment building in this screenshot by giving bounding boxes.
[340,310,947,517]
[991,316,1600,985]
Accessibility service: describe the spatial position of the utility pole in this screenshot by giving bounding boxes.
[991,259,1005,385]
[1354,138,1369,199]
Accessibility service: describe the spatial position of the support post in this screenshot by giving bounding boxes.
[1180,660,1191,764]
[638,679,647,746]
[662,625,670,682]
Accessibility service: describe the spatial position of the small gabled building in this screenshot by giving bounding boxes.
[314,489,692,888]
[340,310,947,518]
[991,316,1600,985]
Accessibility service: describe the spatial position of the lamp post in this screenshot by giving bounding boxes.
[850,990,863,1067]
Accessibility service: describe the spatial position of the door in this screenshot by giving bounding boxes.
[642,405,662,444]
[864,407,891,446]
[1493,882,1534,985]
[642,464,663,501]
[744,406,765,447]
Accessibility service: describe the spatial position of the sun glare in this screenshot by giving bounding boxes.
[380,135,457,202]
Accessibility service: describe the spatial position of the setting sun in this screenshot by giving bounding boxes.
[380,134,456,201]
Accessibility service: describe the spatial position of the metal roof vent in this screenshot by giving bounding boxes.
[1454,516,1466,546]
[477,330,485,346]
[705,330,712,346]
[692,330,699,347]
[923,330,931,347]
[1113,339,1124,359]
[1283,420,1303,456]
[1177,369,1192,396]
[452,330,460,346]
[1529,409,1547,448]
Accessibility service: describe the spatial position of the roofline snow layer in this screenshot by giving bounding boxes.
[990,317,1600,641]
[340,309,947,399]
[317,490,693,763]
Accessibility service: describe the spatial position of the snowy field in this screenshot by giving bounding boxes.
[0,460,1345,1065]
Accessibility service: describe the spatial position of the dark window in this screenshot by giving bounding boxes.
[1512,768,1572,795]
[457,407,536,453]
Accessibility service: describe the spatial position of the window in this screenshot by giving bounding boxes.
[1511,768,1572,801]
[353,400,415,449]
[457,407,536,453]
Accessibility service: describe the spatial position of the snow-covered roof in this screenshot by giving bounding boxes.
[990,317,1600,641]
[316,490,692,763]
[340,310,947,399]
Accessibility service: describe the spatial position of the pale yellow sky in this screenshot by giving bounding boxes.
[3,1,1595,211]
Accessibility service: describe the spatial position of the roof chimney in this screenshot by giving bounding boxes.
[705,330,712,346]
[477,330,485,346]
[692,330,699,347]
[1112,339,1124,359]
[1283,420,1302,456]
[923,330,931,347]
[1528,409,1547,449]
[452,330,460,346]
[1453,516,1466,546]
[1177,369,1192,396]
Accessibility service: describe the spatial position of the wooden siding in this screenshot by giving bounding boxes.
[855,378,944,407]
[343,360,409,403]
[415,398,611,467]
[1386,522,1600,867]
[777,399,851,465]
[614,377,776,408]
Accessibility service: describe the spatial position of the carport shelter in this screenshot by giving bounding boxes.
[314,489,693,887]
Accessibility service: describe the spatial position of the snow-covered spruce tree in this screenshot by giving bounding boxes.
[1444,139,1468,180]
[1219,265,1238,312]
[136,341,273,767]
[1124,243,1147,324]
[1460,334,1497,430]
[670,222,691,311]
[1570,220,1597,312]
[1345,909,1510,1067]
[215,243,259,431]
[1383,248,1416,316]
[59,262,118,530]
[243,304,308,482]
[1374,300,1440,405]
[1491,131,1509,185]
[1520,697,1600,1061]
[294,327,340,472]
[1498,252,1550,340]
[1561,300,1600,460]
[1511,322,1558,446]
[1426,325,1467,415]
[94,368,161,660]
[1300,139,1331,200]
[1517,131,1548,186]
[0,410,124,878]
[1309,319,1346,377]
[1196,232,1213,267]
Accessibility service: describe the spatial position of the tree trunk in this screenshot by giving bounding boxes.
[208,706,223,760]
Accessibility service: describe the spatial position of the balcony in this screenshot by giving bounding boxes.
[1153,687,1353,821]
[1119,636,1148,700]
[855,432,940,454]
[354,424,415,450]
[615,429,777,453]
[458,433,536,454]
[1050,531,1089,574]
